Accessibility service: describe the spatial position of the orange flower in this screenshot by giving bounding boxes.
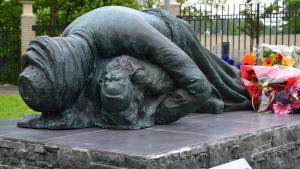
[282,56,295,67]
[242,52,257,65]
[261,57,273,66]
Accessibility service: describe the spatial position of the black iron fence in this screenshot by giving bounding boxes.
[33,16,72,37]
[0,26,21,84]
[178,2,300,62]
[33,23,69,37]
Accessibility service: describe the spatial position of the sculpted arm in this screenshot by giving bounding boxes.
[120,21,212,123]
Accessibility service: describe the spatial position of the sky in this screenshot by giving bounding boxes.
[182,0,286,26]
[186,0,280,5]
[183,0,284,15]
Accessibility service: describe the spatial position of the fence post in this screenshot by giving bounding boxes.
[21,1,36,56]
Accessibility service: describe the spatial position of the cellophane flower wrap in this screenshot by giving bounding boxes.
[257,44,300,67]
[240,65,300,114]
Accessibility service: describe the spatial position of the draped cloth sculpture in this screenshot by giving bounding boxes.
[18,6,251,129]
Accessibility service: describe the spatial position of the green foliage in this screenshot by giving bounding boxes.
[0,1,21,85]
[33,0,148,36]
[0,0,22,27]
[0,95,38,119]
[202,0,227,7]
[283,0,300,34]
[177,0,227,6]
[34,0,142,24]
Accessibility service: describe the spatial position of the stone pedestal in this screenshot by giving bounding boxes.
[2,111,300,168]
[20,1,36,55]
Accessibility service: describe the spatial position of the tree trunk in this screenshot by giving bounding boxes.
[50,0,57,36]
[250,37,254,52]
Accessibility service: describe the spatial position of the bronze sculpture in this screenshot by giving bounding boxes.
[18,6,251,129]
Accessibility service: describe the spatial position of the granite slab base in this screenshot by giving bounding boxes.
[1,111,300,169]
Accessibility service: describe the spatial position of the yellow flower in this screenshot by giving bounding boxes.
[282,56,295,66]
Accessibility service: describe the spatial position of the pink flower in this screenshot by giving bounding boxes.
[289,80,300,95]
[273,102,291,114]
[292,100,300,109]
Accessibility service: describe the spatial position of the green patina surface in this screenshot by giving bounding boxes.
[0,95,38,119]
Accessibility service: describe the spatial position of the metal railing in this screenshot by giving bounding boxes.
[178,2,300,61]
[0,26,21,84]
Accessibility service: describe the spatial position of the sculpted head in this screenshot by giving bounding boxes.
[19,36,90,113]
[100,69,134,112]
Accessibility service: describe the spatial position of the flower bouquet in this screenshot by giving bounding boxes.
[240,65,300,114]
[257,44,300,67]
[240,44,300,68]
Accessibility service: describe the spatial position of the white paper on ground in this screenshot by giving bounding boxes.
[210,158,252,169]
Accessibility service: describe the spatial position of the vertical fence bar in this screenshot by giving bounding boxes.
[244,3,247,53]
[193,8,196,32]
[238,4,241,58]
[4,30,7,78]
[256,4,260,49]
[7,30,10,82]
[9,31,12,82]
[221,5,224,43]
[205,4,207,48]
[210,3,213,51]
[227,4,229,42]
[232,4,235,57]
[294,10,297,45]
[199,6,202,43]
[288,1,291,46]
[275,1,278,45]
[282,1,284,45]
[216,5,218,48]
[188,6,191,24]
[269,10,272,44]
[250,3,253,51]
[263,3,266,43]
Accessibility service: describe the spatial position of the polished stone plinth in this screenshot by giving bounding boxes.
[1,111,300,169]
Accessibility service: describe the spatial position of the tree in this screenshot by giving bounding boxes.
[284,0,300,34]
[33,0,141,35]
[0,0,22,27]
[240,3,263,51]
[140,0,160,8]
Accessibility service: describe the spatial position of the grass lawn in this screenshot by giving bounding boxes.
[0,95,39,119]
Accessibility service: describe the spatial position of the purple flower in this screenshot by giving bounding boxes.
[274,91,290,104]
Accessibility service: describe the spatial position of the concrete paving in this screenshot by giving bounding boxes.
[0,85,19,95]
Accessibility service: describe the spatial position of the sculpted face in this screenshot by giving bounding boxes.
[101,69,134,112]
